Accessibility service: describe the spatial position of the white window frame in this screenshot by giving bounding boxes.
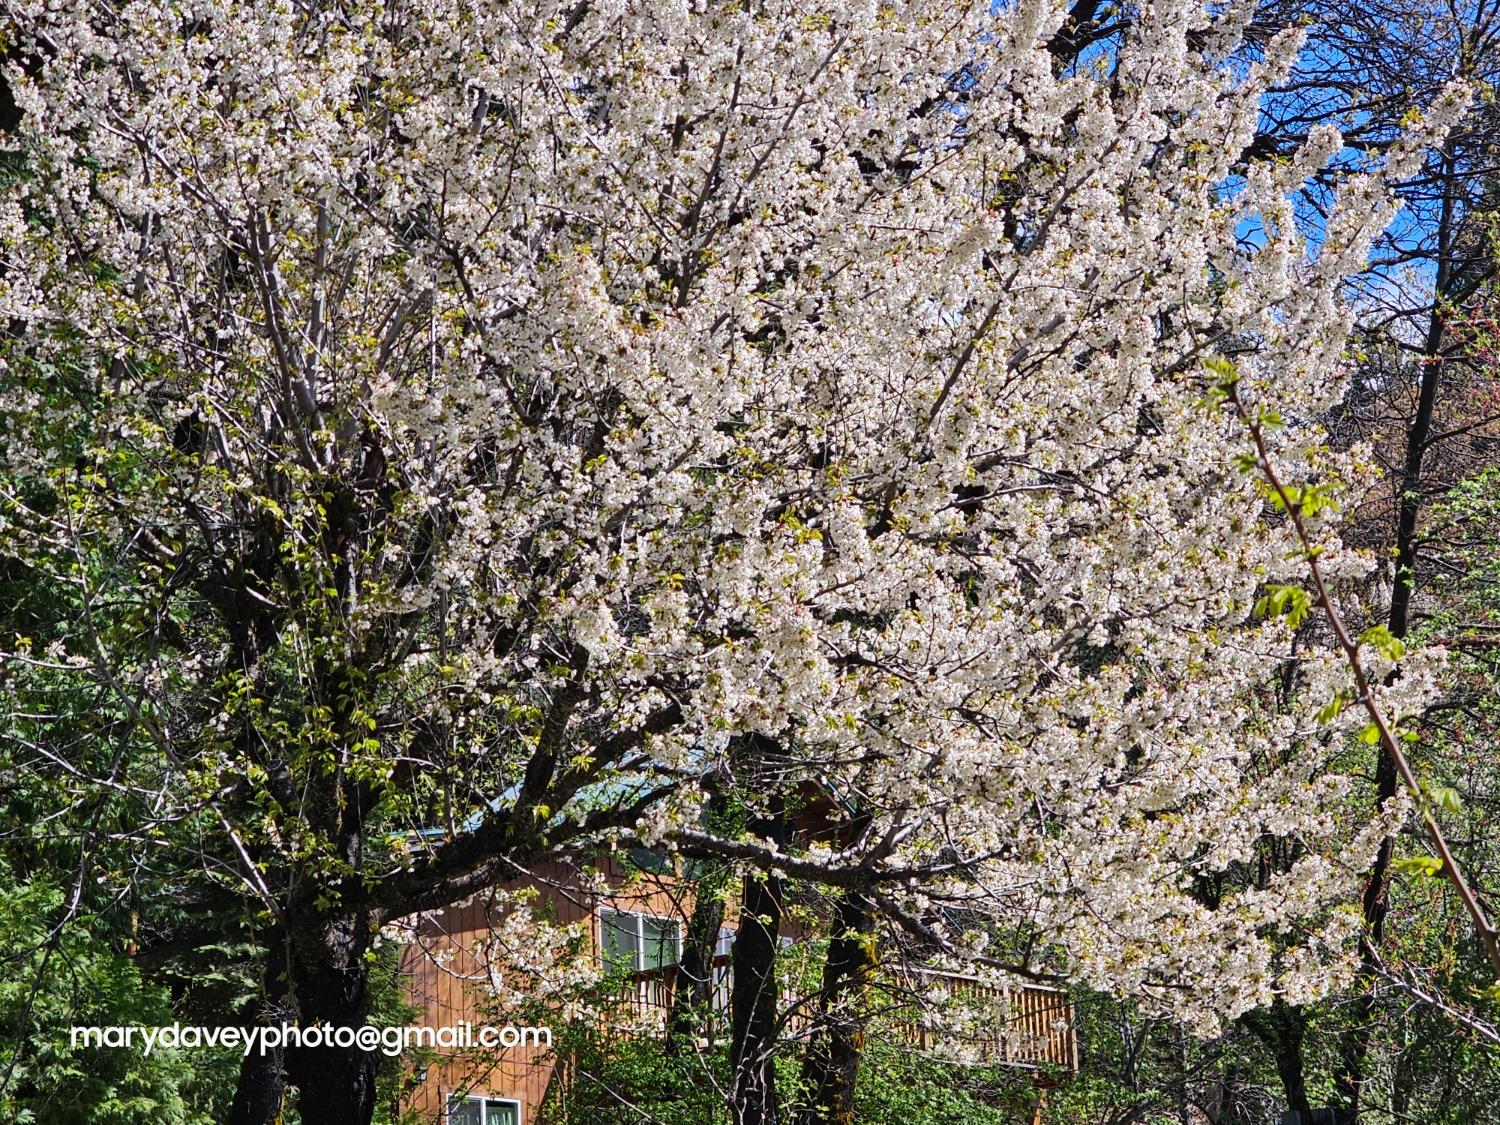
[446,1093,522,1125]
[599,907,681,972]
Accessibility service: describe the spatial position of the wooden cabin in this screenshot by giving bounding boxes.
[396,851,1076,1124]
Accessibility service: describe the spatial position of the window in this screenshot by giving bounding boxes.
[625,846,672,874]
[600,908,681,974]
[447,1095,520,1125]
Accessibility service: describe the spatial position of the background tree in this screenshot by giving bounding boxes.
[1255,0,1500,1105]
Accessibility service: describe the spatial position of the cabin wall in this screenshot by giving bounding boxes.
[397,856,1078,1124]
[398,854,698,1124]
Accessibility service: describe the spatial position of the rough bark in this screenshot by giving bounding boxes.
[1175,1023,1192,1125]
[730,774,788,1125]
[669,861,728,1050]
[228,940,294,1125]
[228,910,381,1125]
[283,916,380,1125]
[731,865,784,1125]
[794,889,878,1125]
[1241,1002,1313,1120]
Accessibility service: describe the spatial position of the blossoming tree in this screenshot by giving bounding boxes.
[0,0,1460,1120]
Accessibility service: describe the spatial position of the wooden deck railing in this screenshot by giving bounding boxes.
[602,956,1076,1073]
[896,967,1078,1072]
[602,955,742,1040]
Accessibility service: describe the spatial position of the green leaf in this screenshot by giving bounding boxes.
[1202,355,1239,384]
[1359,624,1406,661]
[1200,356,1240,408]
[1426,784,1462,815]
[1254,584,1312,629]
[1315,695,1346,725]
[1391,855,1443,877]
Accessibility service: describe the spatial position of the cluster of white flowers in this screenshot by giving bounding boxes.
[0,0,1461,1032]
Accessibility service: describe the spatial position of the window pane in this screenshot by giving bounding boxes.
[626,847,670,874]
[601,909,640,974]
[447,1097,484,1125]
[641,916,680,970]
[484,1100,519,1125]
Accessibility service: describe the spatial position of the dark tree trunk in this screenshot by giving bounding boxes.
[1175,1023,1192,1125]
[731,864,784,1125]
[669,861,728,1050]
[229,944,294,1125]
[795,890,877,1125]
[1241,1001,1312,1119]
[283,911,379,1125]
[729,772,788,1125]
[670,785,734,1052]
[1335,152,1457,1125]
[230,901,380,1123]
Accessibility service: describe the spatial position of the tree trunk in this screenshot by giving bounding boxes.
[1241,1002,1312,1120]
[729,774,788,1125]
[731,864,784,1125]
[1335,148,1457,1124]
[230,910,379,1125]
[795,890,877,1125]
[669,861,728,1050]
[229,945,294,1125]
[1175,1022,1191,1125]
[284,912,379,1125]
[671,785,734,1052]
